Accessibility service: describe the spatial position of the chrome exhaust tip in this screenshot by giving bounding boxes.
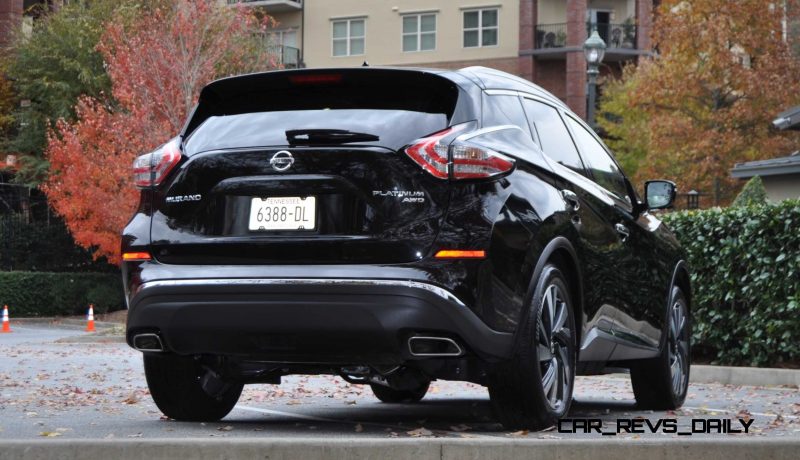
[132,333,164,352]
[408,336,463,357]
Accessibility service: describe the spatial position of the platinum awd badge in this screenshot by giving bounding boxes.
[166,194,202,203]
[373,190,425,203]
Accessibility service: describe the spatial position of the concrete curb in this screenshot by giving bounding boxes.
[13,318,119,330]
[54,334,126,344]
[0,438,798,460]
[690,364,800,387]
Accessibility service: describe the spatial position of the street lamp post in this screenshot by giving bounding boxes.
[583,29,607,129]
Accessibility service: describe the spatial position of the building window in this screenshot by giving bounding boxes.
[402,13,436,52]
[463,8,498,48]
[332,18,365,57]
[273,29,298,48]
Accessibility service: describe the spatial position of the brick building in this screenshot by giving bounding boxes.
[0,0,22,46]
[226,0,655,120]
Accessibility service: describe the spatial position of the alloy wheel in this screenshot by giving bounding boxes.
[537,283,572,411]
[668,299,689,396]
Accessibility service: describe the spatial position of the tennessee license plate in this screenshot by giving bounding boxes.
[248,196,316,231]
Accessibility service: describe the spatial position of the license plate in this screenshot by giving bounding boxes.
[248,196,316,231]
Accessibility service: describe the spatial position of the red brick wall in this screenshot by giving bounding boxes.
[636,0,653,51]
[534,60,567,101]
[518,0,537,81]
[565,0,587,118]
[0,0,22,46]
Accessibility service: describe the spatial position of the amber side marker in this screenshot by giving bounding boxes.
[434,250,486,259]
[122,252,152,261]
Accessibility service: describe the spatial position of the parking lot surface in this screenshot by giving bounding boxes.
[1,324,798,440]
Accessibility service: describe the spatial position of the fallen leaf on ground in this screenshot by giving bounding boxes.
[407,427,433,437]
[217,426,234,431]
[449,424,471,432]
[39,432,62,437]
[507,430,529,437]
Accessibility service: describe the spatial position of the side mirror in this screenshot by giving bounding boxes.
[645,180,676,210]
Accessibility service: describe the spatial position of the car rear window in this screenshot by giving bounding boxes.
[183,70,460,154]
[184,109,448,153]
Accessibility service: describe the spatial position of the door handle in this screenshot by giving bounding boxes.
[614,223,630,241]
[561,189,580,211]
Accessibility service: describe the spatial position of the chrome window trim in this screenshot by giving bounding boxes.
[137,278,466,308]
[456,123,521,141]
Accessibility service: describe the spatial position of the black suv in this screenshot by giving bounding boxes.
[122,67,691,430]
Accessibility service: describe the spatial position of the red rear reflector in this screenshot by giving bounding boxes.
[435,250,486,259]
[289,74,343,85]
[122,252,152,261]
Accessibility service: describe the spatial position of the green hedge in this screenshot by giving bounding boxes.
[0,271,124,317]
[0,215,116,272]
[663,200,800,366]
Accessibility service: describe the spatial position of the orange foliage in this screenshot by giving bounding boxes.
[43,0,276,264]
[616,0,800,203]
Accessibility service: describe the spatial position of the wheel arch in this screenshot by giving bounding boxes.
[522,236,584,353]
[670,260,692,313]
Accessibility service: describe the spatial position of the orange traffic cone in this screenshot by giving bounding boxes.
[2,305,10,333]
[85,304,95,332]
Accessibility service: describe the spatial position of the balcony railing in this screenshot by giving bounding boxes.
[226,0,303,11]
[267,44,300,68]
[535,22,638,50]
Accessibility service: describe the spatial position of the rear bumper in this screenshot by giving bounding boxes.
[126,277,513,364]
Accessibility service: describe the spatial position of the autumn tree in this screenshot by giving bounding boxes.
[43,0,277,263]
[4,0,152,184]
[598,0,800,204]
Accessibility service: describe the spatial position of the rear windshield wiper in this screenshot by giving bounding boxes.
[286,129,379,145]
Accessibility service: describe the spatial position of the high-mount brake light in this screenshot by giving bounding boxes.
[289,74,343,85]
[133,139,182,188]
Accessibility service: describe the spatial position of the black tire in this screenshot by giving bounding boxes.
[630,286,690,410]
[369,381,430,403]
[144,354,243,422]
[488,264,577,431]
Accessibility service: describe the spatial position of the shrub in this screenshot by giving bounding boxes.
[663,200,800,366]
[0,271,124,316]
[0,215,116,272]
[731,175,768,208]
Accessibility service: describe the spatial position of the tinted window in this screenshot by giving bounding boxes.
[565,116,630,203]
[184,71,460,145]
[186,109,447,154]
[521,98,585,173]
[482,94,532,137]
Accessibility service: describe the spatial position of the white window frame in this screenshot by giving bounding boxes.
[401,13,437,53]
[463,8,499,48]
[331,18,366,57]
[273,28,298,48]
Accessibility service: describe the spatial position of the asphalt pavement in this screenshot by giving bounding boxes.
[1,324,798,441]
